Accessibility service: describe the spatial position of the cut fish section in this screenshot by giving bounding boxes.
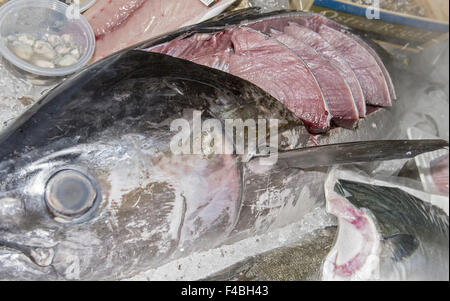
[270,30,359,128]
[283,22,366,118]
[317,25,392,107]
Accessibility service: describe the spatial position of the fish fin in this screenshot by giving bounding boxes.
[255,140,448,169]
[383,234,420,261]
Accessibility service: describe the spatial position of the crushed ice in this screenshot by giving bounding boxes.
[127,206,336,281]
[0,59,54,131]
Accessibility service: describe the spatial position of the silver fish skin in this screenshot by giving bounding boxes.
[0,50,446,281]
[0,50,320,280]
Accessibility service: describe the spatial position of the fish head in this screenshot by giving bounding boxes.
[0,51,267,280]
[0,49,305,280]
[0,120,242,280]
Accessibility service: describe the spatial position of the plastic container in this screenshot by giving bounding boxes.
[0,0,95,83]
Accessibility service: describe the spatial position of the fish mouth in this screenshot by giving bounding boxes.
[0,217,57,270]
[0,197,55,268]
[0,239,59,281]
[322,213,381,281]
[323,175,381,281]
[0,237,55,268]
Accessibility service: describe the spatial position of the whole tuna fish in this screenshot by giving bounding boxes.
[0,49,446,280]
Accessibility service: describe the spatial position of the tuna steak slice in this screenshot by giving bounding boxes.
[317,25,392,107]
[347,31,396,101]
[229,28,331,132]
[283,23,367,118]
[270,30,359,128]
[85,0,237,62]
[243,12,395,104]
[297,13,396,101]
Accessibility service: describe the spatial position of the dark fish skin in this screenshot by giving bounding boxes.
[0,51,302,161]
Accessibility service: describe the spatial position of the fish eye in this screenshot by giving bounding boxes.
[45,169,98,222]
